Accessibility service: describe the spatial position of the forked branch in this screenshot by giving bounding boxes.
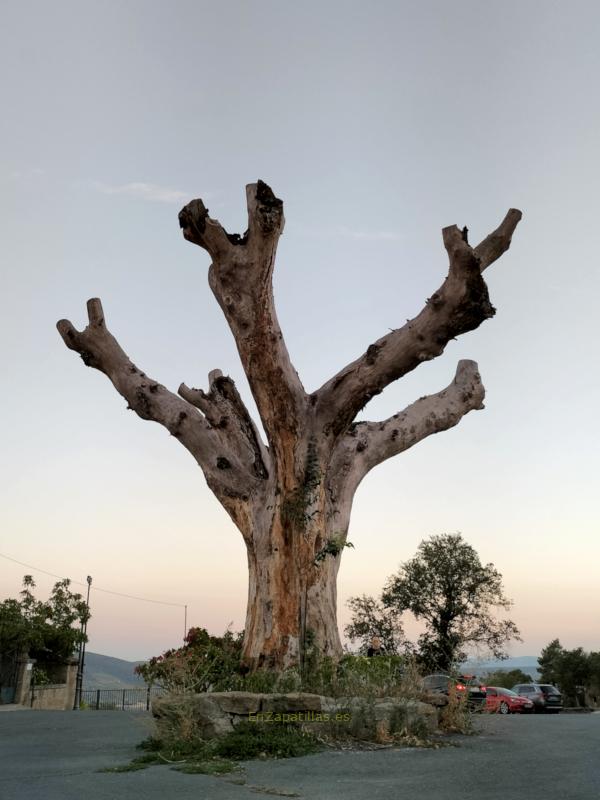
[314,210,522,437]
[56,299,261,505]
[179,370,270,481]
[179,181,307,461]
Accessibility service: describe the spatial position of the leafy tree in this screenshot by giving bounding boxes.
[483,668,533,688]
[344,595,406,655]
[537,639,564,685]
[557,648,591,705]
[135,627,244,692]
[0,576,89,667]
[586,652,600,704]
[538,640,592,705]
[382,533,520,672]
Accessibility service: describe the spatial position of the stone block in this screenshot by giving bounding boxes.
[210,691,263,714]
[260,692,324,713]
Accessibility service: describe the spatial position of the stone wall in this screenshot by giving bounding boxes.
[30,685,70,710]
[29,661,78,711]
[153,691,438,743]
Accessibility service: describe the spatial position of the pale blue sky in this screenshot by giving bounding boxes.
[1,0,599,659]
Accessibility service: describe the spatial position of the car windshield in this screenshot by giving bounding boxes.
[423,675,449,689]
[498,688,518,697]
[541,685,561,695]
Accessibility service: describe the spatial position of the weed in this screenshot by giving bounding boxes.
[281,439,321,527]
[130,753,163,765]
[106,722,320,777]
[172,759,238,775]
[438,684,474,734]
[314,535,354,566]
[213,721,321,760]
[137,736,162,752]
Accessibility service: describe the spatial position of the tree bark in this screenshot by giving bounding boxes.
[243,503,346,670]
[57,182,521,670]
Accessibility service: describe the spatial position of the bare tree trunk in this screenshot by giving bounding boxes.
[243,513,343,669]
[57,182,521,670]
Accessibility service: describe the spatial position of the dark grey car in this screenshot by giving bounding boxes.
[511,683,563,713]
[422,673,487,708]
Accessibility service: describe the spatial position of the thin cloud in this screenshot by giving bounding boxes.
[94,181,190,204]
[10,167,45,180]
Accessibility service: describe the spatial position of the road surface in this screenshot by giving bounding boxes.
[0,709,598,799]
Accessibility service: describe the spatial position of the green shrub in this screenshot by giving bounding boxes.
[108,723,321,774]
[137,624,419,701]
[135,627,244,693]
[213,721,321,760]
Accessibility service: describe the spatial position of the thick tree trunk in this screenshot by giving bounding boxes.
[238,427,353,669]
[57,181,521,672]
[243,516,343,670]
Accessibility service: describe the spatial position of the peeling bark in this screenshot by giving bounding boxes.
[58,183,521,670]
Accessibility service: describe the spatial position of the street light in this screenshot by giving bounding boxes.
[73,575,92,709]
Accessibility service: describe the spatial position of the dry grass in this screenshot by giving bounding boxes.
[438,684,474,734]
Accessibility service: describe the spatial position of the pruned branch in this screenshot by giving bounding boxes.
[474,208,522,272]
[179,370,270,481]
[56,299,261,507]
[314,210,522,437]
[178,198,235,259]
[331,360,485,490]
[179,181,307,462]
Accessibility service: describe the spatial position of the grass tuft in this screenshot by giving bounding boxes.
[102,722,320,776]
[171,759,238,775]
[213,721,321,760]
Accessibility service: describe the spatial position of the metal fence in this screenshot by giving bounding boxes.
[81,686,165,710]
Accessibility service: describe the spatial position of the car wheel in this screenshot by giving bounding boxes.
[499,701,510,715]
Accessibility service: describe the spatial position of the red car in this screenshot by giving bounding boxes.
[485,686,534,714]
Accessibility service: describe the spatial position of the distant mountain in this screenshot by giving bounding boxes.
[81,651,541,688]
[82,652,147,689]
[461,656,540,679]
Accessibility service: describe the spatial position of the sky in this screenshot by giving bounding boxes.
[1,0,599,662]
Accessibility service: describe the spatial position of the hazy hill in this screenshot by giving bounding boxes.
[82,652,146,689]
[461,656,540,679]
[81,651,541,688]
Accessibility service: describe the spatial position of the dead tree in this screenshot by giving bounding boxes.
[57,181,521,670]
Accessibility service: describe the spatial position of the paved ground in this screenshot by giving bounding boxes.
[1,709,599,799]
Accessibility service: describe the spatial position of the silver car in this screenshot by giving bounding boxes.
[511,683,563,713]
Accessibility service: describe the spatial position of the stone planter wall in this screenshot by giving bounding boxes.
[152,691,438,743]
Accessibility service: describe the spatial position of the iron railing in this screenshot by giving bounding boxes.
[80,686,165,710]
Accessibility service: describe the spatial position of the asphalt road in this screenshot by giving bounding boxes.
[1,709,599,800]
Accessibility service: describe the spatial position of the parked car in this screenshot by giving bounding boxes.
[422,673,487,709]
[485,686,534,714]
[511,683,563,713]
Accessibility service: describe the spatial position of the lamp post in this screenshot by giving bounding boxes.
[73,575,92,709]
